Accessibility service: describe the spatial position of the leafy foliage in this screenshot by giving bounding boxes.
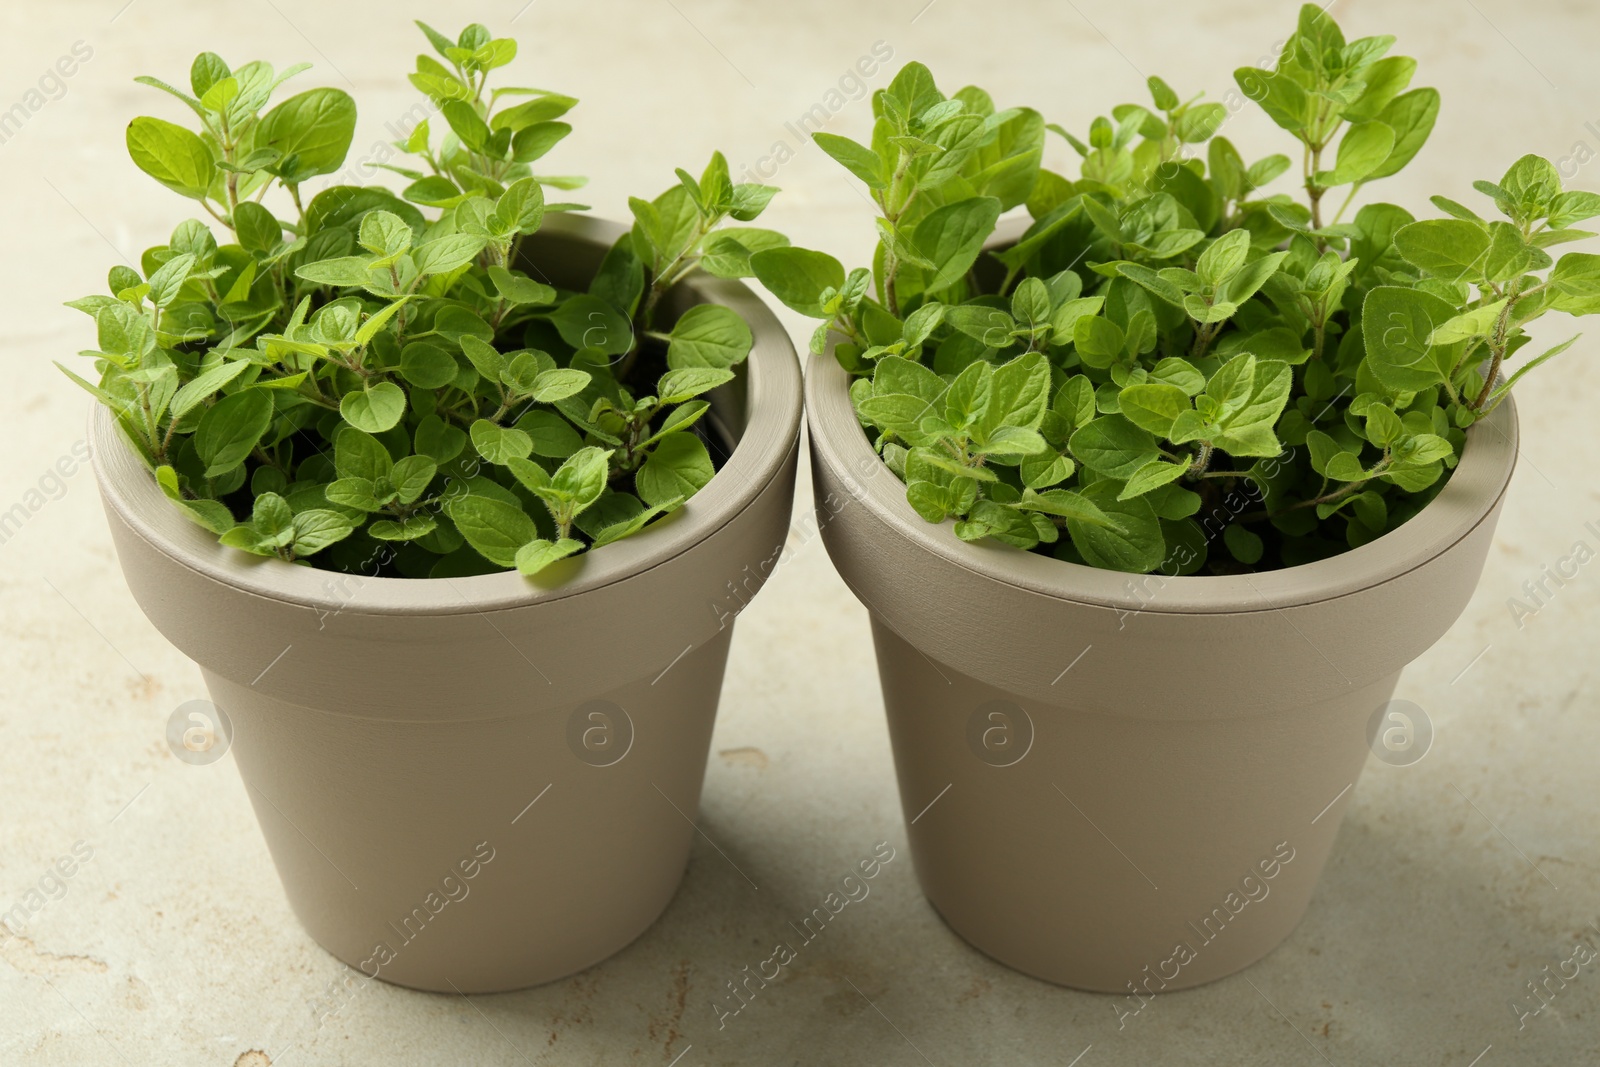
[66,22,785,578]
[763,5,1599,574]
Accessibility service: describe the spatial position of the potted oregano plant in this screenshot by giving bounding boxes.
[760,5,1598,991]
[75,22,802,992]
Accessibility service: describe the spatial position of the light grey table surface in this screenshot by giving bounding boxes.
[1,1,1596,1064]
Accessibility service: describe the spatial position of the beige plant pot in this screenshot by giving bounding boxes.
[93,214,802,993]
[806,301,1518,993]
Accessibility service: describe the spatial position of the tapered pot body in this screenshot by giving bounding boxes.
[93,215,803,993]
[806,345,1516,992]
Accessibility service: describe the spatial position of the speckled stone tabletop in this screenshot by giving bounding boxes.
[1,1,1596,1064]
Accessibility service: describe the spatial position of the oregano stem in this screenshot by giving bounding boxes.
[1471,280,1522,410]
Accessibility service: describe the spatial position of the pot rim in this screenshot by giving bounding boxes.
[92,213,803,617]
[806,306,1520,619]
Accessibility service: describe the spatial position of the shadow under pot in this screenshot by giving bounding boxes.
[804,224,1518,992]
[92,213,803,994]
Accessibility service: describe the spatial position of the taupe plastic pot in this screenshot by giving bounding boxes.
[93,214,802,993]
[807,260,1518,993]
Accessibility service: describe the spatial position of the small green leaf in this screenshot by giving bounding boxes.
[1148,75,1180,111]
[414,414,467,465]
[170,359,249,419]
[1482,221,1534,283]
[977,352,1050,437]
[1548,253,1600,315]
[400,341,459,389]
[525,368,591,403]
[750,247,846,318]
[189,52,230,97]
[357,210,413,259]
[637,433,714,507]
[486,265,556,305]
[511,121,572,164]
[1117,383,1190,438]
[1223,523,1264,564]
[296,256,376,287]
[505,456,551,495]
[448,495,537,568]
[857,393,938,438]
[126,116,215,200]
[729,183,778,222]
[440,99,491,151]
[354,297,411,346]
[339,381,407,433]
[1213,357,1291,445]
[195,389,273,477]
[1067,482,1164,572]
[290,509,356,555]
[699,227,790,279]
[257,88,357,184]
[550,446,613,513]
[234,202,283,255]
[1073,315,1125,369]
[549,294,633,356]
[590,498,679,547]
[470,418,534,463]
[490,92,578,131]
[667,304,753,369]
[219,523,277,556]
[517,409,584,458]
[1548,190,1600,229]
[1149,357,1205,396]
[413,233,488,275]
[251,493,296,548]
[335,427,393,482]
[972,426,1048,457]
[369,515,439,541]
[1070,416,1160,478]
[1345,56,1417,122]
[325,478,386,512]
[954,501,1042,549]
[515,537,585,576]
[869,360,943,410]
[1482,335,1577,411]
[147,253,197,308]
[1428,300,1506,345]
[1233,67,1308,135]
[659,367,735,403]
[493,176,546,234]
[388,455,438,503]
[1319,121,1395,186]
[1014,488,1113,526]
[1361,285,1459,395]
[459,335,508,380]
[946,305,1017,345]
[944,360,993,431]
[1119,459,1191,500]
[913,196,1004,295]
[813,131,887,189]
[1020,451,1076,489]
[1364,405,1403,447]
[1394,219,1490,282]
[1196,229,1250,287]
[1053,375,1097,428]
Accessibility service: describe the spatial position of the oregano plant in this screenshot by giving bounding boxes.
[64,21,787,578]
[759,5,1600,574]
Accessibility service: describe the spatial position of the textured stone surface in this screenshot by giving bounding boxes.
[1,1,1596,1064]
